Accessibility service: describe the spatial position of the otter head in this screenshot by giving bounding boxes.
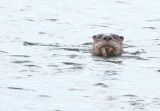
[91,33,124,56]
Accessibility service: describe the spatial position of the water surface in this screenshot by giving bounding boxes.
[0,0,160,111]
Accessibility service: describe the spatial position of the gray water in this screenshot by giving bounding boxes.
[0,0,160,111]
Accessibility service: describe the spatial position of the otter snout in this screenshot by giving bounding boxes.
[103,36,113,41]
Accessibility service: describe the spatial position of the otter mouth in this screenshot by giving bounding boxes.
[101,44,115,50]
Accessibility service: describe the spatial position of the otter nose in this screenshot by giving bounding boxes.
[103,36,112,41]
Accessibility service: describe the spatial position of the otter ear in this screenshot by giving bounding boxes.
[92,35,97,39]
[119,36,124,41]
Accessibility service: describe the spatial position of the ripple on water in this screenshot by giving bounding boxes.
[115,1,129,4]
[7,87,24,90]
[23,41,60,47]
[97,70,119,81]
[106,60,123,64]
[25,18,35,21]
[105,70,118,76]
[60,48,80,52]
[67,54,78,58]
[61,62,84,70]
[146,19,160,22]
[94,83,108,88]
[38,32,46,34]
[23,42,41,46]
[38,95,51,98]
[105,95,160,110]
[142,27,156,29]
[48,64,59,67]
[122,55,149,60]
[62,62,82,66]
[12,60,32,64]
[19,70,38,73]
[92,56,122,64]
[123,43,136,48]
[91,24,108,28]
[129,49,146,55]
[23,42,89,54]
[44,19,58,22]
[0,50,8,53]
[9,55,30,58]
[81,42,92,46]
[123,95,138,97]
[24,65,41,68]
[6,87,35,91]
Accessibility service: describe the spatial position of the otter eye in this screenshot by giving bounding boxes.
[97,36,102,39]
[103,37,106,40]
[113,36,117,39]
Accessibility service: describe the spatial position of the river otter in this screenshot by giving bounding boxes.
[90,33,124,57]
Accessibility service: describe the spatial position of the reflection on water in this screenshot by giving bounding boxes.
[0,0,160,111]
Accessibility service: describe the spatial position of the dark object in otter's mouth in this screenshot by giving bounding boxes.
[90,33,124,57]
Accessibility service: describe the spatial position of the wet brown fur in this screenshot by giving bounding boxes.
[90,33,124,57]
